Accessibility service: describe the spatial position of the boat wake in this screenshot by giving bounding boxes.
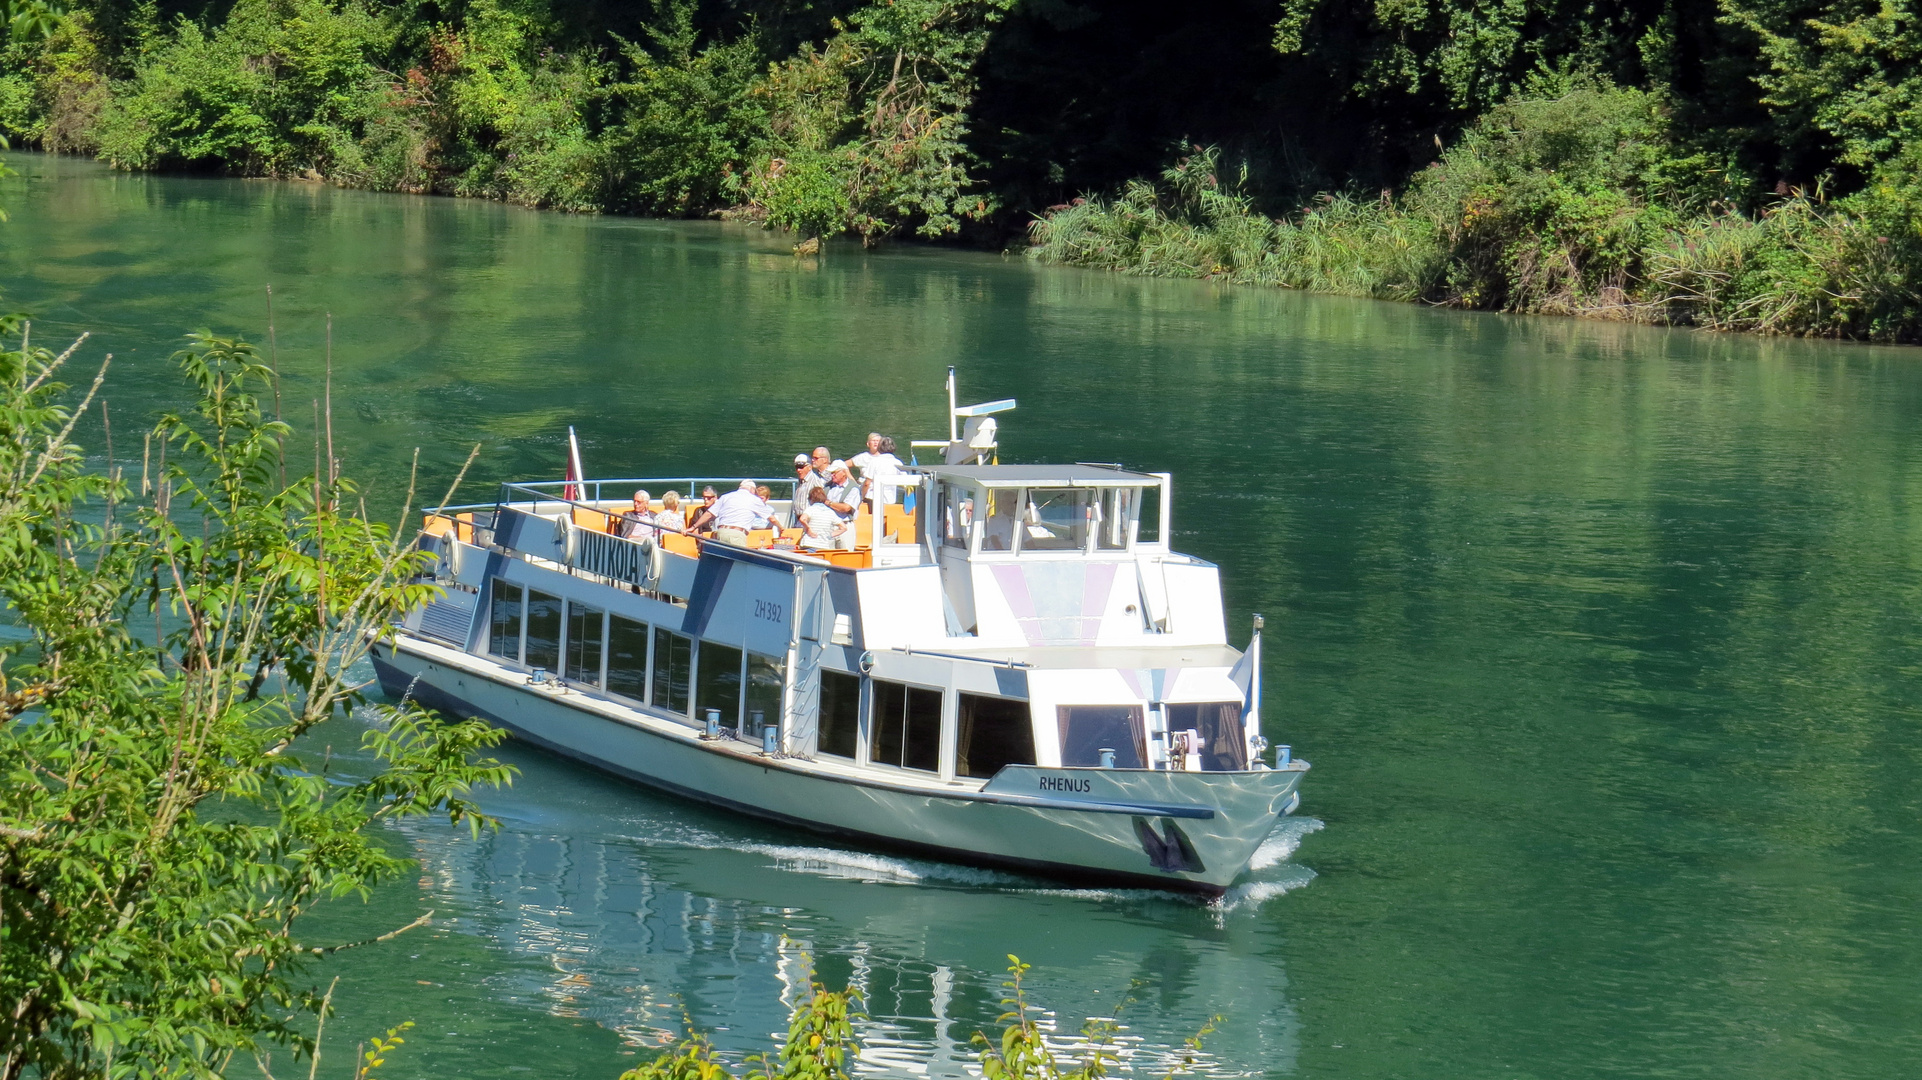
[611,814,1325,910]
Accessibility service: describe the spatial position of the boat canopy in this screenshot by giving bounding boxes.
[918,464,1162,488]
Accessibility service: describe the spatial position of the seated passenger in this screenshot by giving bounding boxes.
[618,489,657,541]
[653,490,682,533]
[798,487,849,550]
[692,486,719,536]
[693,479,783,547]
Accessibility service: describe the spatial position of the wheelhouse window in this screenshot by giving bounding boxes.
[523,589,562,673]
[606,616,649,702]
[872,680,942,772]
[1021,489,1095,551]
[651,627,692,715]
[938,482,972,550]
[488,581,523,662]
[744,653,784,738]
[1057,705,1146,768]
[818,670,860,759]
[565,602,603,687]
[1097,488,1133,550]
[1167,702,1248,771]
[956,693,1035,779]
[697,641,743,730]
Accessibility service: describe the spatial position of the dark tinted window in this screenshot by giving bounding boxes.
[745,654,784,738]
[697,642,743,730]
[818,670,860,758]
[1169,702,1248,771]
[523,590,562,673]
[957,693,1034,779]
[565,603,603,687]
[488,581,522,661]
[873,680,942,772]
[606,616,648,701]
[1057,706,1145,768]
[651,627,691,715]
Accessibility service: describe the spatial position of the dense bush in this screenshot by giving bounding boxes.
[1030,85,1922,343]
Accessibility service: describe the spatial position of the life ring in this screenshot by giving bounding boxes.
[639,536,665,589]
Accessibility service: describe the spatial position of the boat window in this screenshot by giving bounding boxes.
[565,603,604,687]
[1057,705,1146,768]
[1137,484,1162,544]
[818,670,860,758]
[981,489,1018,551]
[697,641,743,730]
[744,653,784,739]
[1096,489,1132,551]
[1168,702,1248,771]
[651,627,692,715]
[523,589,563,673]
[1022,489,1093,551]
[606,616,649,702]
[488,581,523,662]
[956,693,1035,779]
[872,679,942,772]
[939,483,971,550]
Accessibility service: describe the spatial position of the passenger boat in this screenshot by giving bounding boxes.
[371,378,1309,894]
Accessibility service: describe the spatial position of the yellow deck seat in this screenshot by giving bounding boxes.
[662,533,700,558]
[883,505,916,542]
[573,506,612,532]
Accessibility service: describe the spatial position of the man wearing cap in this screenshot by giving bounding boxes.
[823,460,863,549]
[692,480,782,547]
[792,453,826,518]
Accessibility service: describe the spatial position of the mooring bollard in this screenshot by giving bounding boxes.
[1277,744,1292,767]
[762,725,779,755]
[704,708,721,738]
[1098,747,1116,769]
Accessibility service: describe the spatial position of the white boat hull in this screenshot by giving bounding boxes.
[373,635,1306,894]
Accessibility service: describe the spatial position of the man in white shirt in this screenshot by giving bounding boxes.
[693,480,782,547]
[848,433,904,504]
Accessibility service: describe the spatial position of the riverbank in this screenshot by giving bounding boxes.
[1026,90,1922,345]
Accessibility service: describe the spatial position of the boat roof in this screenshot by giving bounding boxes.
[916,464,1161,488]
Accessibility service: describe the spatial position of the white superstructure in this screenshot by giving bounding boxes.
[374,391,1308,893]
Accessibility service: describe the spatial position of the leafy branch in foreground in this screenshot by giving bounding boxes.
[0,319,511,1080]
[618,956,1211,1080]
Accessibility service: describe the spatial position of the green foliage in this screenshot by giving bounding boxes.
[1031,83,1922,342]
[0,320,514,1079]
[605,8,765,216]
[618,957,1188,1080]
[1730,0,1922,171]
[94,0,393,173]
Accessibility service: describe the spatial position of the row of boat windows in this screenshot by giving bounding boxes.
[488,582,782,735]
[487,582,1038,779]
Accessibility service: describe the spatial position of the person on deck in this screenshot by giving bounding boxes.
[850,434,904,504]
[692,486,719,536]
[617,490,657,541]
[798,487,848,550]
[655,490,684,534]
[824,460,862,523]
[693,479,782,547]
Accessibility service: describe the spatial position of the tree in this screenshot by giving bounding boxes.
[0,319,512,1080]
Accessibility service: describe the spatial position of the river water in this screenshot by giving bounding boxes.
[6,151,1922,1080]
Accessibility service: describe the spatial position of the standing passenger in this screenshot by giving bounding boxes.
[851,434,905,504]
[693,479,783,546]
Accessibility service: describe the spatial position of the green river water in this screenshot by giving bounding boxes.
[5,151,1922,1079]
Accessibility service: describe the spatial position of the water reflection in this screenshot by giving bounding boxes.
[394,741,1313,1078]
